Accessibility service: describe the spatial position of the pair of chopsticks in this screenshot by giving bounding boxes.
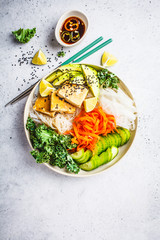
[5,36,112,107]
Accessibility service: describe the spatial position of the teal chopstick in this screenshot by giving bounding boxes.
[61,36,103,66]
[73,38,112,63]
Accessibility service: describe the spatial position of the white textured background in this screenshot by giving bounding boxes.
[0,0,160,239]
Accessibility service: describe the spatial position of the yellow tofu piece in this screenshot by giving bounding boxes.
[33,94,55,117]
[50,91,75,113]
[57,83,88,108]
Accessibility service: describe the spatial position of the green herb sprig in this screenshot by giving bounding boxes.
[97,69,120,89]
[57,51,65,57]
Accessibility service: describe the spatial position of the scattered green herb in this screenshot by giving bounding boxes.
[97,69,120,89]
[57,51,65,57]
[26,117,79,173]
[12,28,36,43]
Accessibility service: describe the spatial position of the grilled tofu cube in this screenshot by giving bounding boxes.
[57,83,88,108]
[33,94,55,117]
[50,91,75,113]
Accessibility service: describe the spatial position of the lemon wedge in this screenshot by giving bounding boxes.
[32,49,47,65]
[84,97,97,112]
[39,79,54,97]
[101,51,118,67]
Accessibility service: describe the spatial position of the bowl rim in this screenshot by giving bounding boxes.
[24,63,138,178]
[55,10,89,47]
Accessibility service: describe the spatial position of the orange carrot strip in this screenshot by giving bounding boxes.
[64,106,117,151]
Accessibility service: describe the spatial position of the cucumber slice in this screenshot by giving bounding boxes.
[107,134,117,147]
[70,148,84,160]
[75,150,92,164]
[45,70,63,82]
[97,141,103,155]
[52,72,70,86]
[99,136,108,151]
[111,146,119,159]
[80,146,119,171]
[80,155,99,171]
[102,136,111,149]
[122,128,131,141]
[92,140,103,156]
[99,148,112,164]
[112,132,122,147]
[117,128,127,146]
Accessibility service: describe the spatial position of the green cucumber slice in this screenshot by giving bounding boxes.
[80,155,100,171]
[117,128,128,145]
[75,150,92,164]
[70,148,84,160]
[111,146,119,159]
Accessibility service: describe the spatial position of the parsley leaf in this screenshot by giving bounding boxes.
[97,69,120,89]
[12,28,36,43]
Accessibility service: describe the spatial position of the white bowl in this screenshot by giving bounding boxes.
[55,10,89,47]
[24,63,138,178]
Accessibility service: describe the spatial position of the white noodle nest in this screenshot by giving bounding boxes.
[99,88,137,130]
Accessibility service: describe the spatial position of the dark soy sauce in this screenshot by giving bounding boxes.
[60,16,85,45]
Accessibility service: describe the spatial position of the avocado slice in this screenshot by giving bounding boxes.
[52,72,70,86]
[81,65,99,98]
[45,70,63,82]
[69,71,86,85]
[58,64,82,72]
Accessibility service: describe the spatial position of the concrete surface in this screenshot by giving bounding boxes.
[0,0,160,239]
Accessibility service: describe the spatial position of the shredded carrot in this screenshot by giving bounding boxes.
[65,106,117,151]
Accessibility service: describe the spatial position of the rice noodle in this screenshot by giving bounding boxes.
[29,94,81,134]
[54,108,81,134]
[29,86,137,134]
[99,88,137,130]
